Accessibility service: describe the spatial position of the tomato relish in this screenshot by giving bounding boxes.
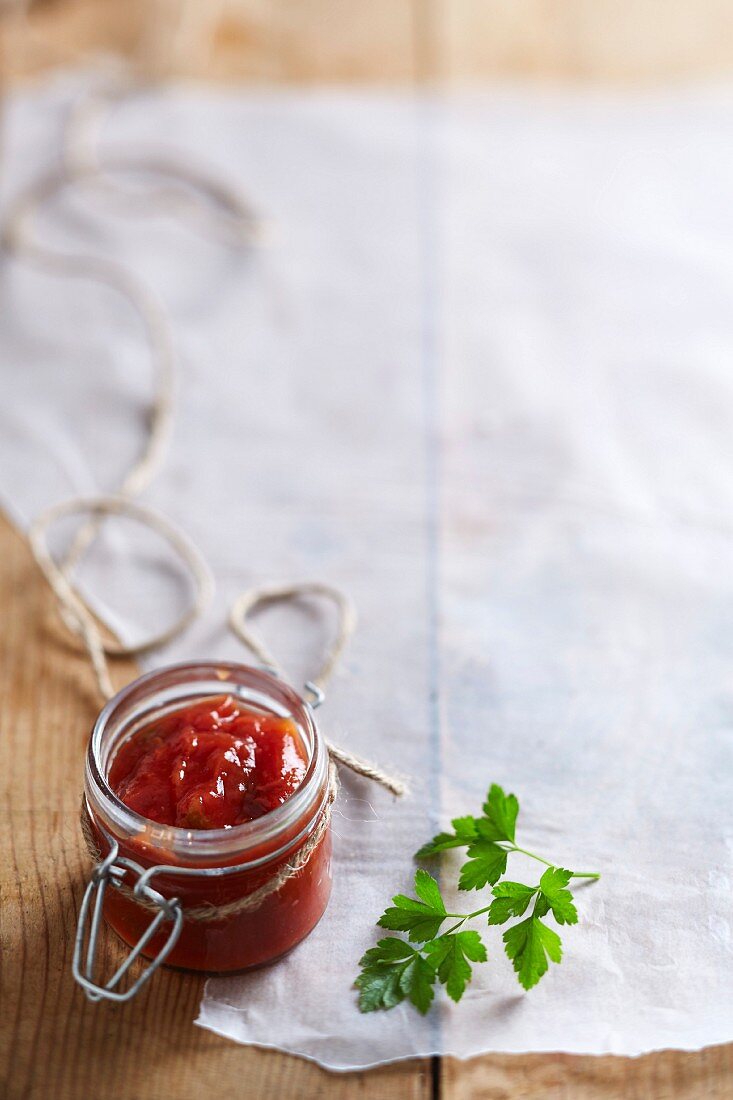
[109,695,308,830]
[84,664,332,974]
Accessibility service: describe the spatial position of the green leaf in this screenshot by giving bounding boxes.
[537,867,578,926]
[415,816,479,858]
[415,833,463,857]
[473,817,506,842]
[418,787,518,857]
[398,953,437,1014]
[378,904,446,943]
[365,781,598,1015]
[356,935,437,1015]
[414,869,446,911]
[488,881,537,925]
[452,815,482,836]
[355,938,419,1012]
[458,839,508,891]
[355,965,406,1011]
[424,931,487,1002]
[503,916,563,990]
[359,937,416,967]
[456,929,488,963]
[490,869,578,928]
[482,783,519,842]
[378,871,447,941]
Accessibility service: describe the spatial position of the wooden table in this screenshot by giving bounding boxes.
[4,0,733,84]
[1,3,733,1096]
[1,520,731,1099]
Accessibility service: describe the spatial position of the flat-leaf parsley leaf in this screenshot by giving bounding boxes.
[355,938,436,1014]
[377,869,447,942]
[424,930,487,1002]
[356,783,599,1013]
[503,915,563,990]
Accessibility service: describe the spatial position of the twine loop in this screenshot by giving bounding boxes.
[28,493,407,799]
[230,582,407,797]
[229,581,357,692]
[9,69,406,947]
[28,495,214,700]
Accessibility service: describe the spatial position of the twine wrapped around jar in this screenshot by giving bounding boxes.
[79,760,340,922]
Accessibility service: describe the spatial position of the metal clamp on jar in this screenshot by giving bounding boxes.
[75,662,333,1003]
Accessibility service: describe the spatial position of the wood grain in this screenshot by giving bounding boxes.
[442,1047,733,1099]
[1,2,732,1095]
[0,513,432,1100]
[5,0,733,84]
[0,505,729,1099]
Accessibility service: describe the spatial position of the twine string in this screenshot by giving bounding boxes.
[28,495,215,700]
[6,64,406,928]
[3,69,251,692]
[2,69,261,577]
[79,761,340,922]
[229,581,356,690]
[230,583,407,797]
[28,493,407,798]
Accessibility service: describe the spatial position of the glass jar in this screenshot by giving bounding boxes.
[79,661,333,989]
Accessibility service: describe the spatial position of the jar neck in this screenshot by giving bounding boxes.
[85,661,329,868]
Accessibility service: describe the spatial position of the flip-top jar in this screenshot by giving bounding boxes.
[80,661,333,983]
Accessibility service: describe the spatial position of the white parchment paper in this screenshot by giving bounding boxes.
[1,73,732,1068]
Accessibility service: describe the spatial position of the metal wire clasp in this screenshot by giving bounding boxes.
[303,680,325,709]
[73,839,184,1003]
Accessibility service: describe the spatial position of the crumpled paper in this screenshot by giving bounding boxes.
[0,73,731,1069]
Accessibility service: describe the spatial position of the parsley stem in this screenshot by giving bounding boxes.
[508,844,600,880]
[466,905,493,919]
[508,844,554,867]
[443,904,493,934]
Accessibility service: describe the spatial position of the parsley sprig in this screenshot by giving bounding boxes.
[355,784,599,1013]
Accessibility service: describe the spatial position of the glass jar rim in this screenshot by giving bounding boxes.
[85,660,328,863]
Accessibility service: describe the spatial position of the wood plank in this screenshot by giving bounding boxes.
[442,1046,733,1099]
[427,0,733,83]
[0,461,729,1100]
[0,512,432,1100]
[2,4,732,1095]
[0,0,419,84]
[6,0,733,84]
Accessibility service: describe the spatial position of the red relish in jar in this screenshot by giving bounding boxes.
[108,695,308,829]
[82,663,332,975]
